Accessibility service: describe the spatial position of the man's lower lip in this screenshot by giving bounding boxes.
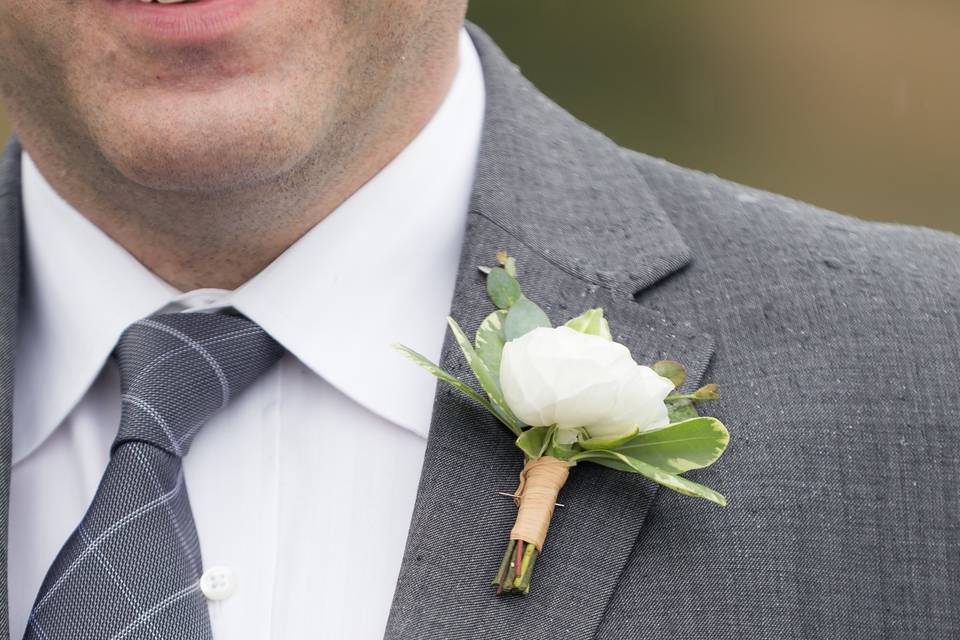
[104,0,259,43]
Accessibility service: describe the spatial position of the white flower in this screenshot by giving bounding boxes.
[499,326,675,444]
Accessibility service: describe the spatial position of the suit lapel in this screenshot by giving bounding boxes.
[0,139,23,640]
[384,25,714,639]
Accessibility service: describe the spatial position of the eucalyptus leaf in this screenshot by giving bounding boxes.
[572,449,727,506]
[447,317,522,435]
[503,295,551,341]
[486,267,522,310]
[564,308,612,340]
[516,426,552,459]
[652,360,686,388]
[600,417,729,474]
[475,309,508,385]
[392,344,496,417]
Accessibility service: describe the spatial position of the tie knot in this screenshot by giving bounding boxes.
[114,312,283,457]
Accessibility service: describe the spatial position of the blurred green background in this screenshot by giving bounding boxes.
[2,2,957,234]
[467,1,958,234]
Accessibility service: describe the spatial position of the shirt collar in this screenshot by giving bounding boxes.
[13,28,484,464]
[14,152,178,464]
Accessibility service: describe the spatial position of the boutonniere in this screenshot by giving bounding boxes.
[394,252,729,595]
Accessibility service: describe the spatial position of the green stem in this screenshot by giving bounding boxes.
[518,547,539,593]
[514,543,537,590]
[503,541,518,591]
[493,539,516,589]
[515,539,525,586]
[667,393,719,404]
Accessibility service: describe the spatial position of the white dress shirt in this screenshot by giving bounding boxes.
[8,29,484,639]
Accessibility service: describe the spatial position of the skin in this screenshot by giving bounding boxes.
[0,0,467,290]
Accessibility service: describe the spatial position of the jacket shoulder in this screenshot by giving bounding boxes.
[624,148,960,295]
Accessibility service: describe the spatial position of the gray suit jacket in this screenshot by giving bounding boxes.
[0,23,957,640]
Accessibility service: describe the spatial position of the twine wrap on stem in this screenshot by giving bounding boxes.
[509,456,570,551]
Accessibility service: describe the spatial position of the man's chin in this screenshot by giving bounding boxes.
[96,118,313,195]
[114,150,291,195]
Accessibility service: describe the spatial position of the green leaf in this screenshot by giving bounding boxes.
[604,417,729,474]
[564,308,612,340]
[694,383,721,401]
[666,398,699,422]
[475,309,508,385]
[503,295,551,341]
[392,343,497,417]
[516,426,552,459]
[652,360,686,388]
[447,317,522,435]
[578,428,640,451]
[572,449,727,506]
[547,440,577,461]
[486,267,521,310]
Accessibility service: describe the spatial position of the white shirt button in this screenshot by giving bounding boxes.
[200,566,238,601]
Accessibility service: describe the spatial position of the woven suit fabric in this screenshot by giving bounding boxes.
[24,312,283,640]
